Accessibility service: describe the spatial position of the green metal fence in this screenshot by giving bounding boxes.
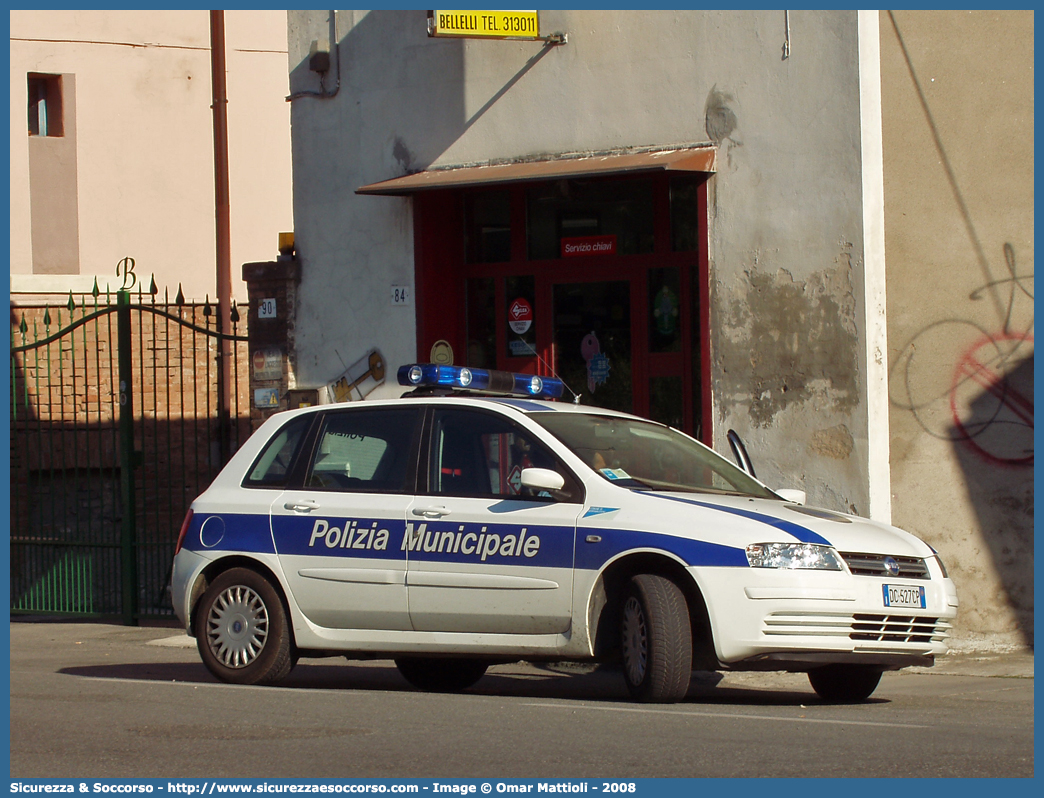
[10,282,251,623]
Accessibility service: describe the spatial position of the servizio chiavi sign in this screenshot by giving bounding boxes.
[428,10,540,40]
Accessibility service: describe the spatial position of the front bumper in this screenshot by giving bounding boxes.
[691,564,959,669]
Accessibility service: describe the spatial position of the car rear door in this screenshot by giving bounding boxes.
[271,405,422,631]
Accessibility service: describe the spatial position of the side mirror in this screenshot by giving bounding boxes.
[775,489,806,505]
[520,467,565,492]
[727,429,756,477]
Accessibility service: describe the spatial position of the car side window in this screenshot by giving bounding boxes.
[244,414,313,488]
[306,407,419,493]
[429,408,579,501]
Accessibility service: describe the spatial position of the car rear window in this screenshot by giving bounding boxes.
[243,414,313,488]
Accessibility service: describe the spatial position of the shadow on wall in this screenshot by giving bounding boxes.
[891,317,1034,649]
[289,10,565,179]
[886,12,1034,649]
[288,10,469,179]
[949,347,1034,648]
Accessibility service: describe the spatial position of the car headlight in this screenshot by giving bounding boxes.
[933,554,949,578]
[745,542,844,570]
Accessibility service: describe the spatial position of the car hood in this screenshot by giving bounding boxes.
[625,491,932,558]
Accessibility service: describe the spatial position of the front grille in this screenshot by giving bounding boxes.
[839,552,930,579]
[763,612,950,645]
[851,614,944,644]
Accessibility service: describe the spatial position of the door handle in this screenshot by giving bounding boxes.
[284,499,320,512]
[412,506,450,518]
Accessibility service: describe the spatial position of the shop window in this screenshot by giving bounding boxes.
[670,176,701,252]
[648,267,682,353]
[28,74,63,137]
[527,178,654,260]
[465,191,511,263]
[649,376,684,429]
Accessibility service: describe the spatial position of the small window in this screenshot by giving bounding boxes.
[244,415,313,488]
[429,409,579,501]
[28,74,63,137]
[306,408,420,493]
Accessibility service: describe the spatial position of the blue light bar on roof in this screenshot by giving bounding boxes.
[397,363,564,399]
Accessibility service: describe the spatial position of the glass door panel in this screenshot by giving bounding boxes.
[552,281,632,413]
[649,375,684,429]
[466,277,497,369]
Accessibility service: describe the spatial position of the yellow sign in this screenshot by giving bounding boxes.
[429,10,539,40]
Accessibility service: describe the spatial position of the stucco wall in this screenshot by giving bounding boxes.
[10,10,292,302]
[287,9,873,512]
[881,10,1034,650]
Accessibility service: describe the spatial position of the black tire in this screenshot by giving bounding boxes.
[620,574,693,703]
[194,567,294,685]
[394,657,488,692]
[808,664,883,702]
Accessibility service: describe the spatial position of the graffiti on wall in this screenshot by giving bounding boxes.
[890,243,1033,467]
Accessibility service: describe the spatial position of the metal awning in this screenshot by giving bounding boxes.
[356,145,717,196]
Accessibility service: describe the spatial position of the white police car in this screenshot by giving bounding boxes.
[171,364,958,703]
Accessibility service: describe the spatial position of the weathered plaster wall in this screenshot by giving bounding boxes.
[9,10,292,301]
[880,11,1034,650]
[287,9,873,511]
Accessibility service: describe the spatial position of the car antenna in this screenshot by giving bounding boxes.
[514,336,582,404]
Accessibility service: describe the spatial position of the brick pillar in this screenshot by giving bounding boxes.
[242,258,309,426]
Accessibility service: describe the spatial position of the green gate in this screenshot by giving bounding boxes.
[10,282,252,623]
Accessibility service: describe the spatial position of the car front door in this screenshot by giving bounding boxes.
[272,405,421,631]
[405,406,583,635]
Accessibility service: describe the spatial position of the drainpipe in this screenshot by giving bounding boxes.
[210,9,232,464]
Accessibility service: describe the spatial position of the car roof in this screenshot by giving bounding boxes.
[267,393,644,423]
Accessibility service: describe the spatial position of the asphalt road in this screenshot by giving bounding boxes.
[8,621,1034,779]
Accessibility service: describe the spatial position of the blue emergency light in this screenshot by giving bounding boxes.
[397,363,565,399]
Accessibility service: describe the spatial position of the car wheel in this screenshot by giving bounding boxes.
[394,657,488,692]
[620,574,692,703]
[808,665,883,702]
[195,567,294,685]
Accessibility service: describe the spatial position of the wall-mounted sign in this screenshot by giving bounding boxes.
[508,297,533,334]
[258,298,277,319]
[428,9,539,40]
[562,235,617,258]
[391,285,410,305]
[251,347,283,381]
[327,349,386,403]
[254,387,280,409]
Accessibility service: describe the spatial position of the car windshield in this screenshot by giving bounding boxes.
[529,412,777,498]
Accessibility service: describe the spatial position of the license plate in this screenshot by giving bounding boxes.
[883,584,926,609]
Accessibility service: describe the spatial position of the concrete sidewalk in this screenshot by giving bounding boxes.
[907,649,1035,679]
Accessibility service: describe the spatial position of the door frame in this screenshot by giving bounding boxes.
[412,173,712,441]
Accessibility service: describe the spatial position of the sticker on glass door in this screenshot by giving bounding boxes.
[582,332,611,393]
